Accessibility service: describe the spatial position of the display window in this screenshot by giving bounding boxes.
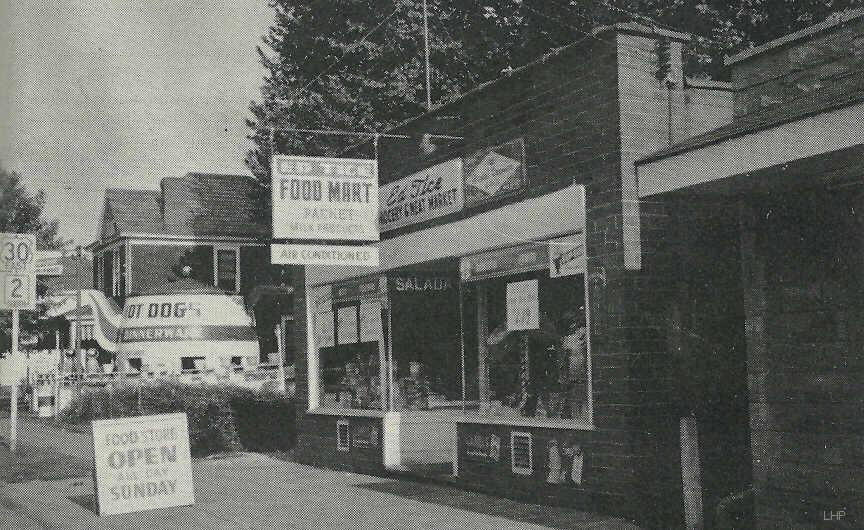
[388,266,462,411]
[460,234,591,425]
[309,234,590,426]
[313,279,387,411]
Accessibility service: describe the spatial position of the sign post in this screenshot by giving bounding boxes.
[1,233,36,452]
[9,309,19,451]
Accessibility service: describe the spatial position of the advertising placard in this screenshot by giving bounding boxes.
[379,158,463,232]
[463,138,526,207]
[271,243,379,267]
[92,412,194,516]
[0,233,37,310]
[549,233,586,277]
[35,250,64,276]
[506,279,539,331]
[271,155,378,241]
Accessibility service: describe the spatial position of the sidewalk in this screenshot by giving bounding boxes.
[2,453,641,530]
[1,412,641,529]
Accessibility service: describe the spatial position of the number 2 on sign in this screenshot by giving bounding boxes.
[10,277,22,298]
[5,275,29,306]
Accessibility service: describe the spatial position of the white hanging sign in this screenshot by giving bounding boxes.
[506,279,539,331]
[271,155,378,241]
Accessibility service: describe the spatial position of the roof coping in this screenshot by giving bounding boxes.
[592,22,690,42]
[726,9,864,65]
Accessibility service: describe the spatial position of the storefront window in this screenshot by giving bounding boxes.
[315,282,385,411]
[309,236,589,424]
[461,236,590,424]
[388,269,462,411]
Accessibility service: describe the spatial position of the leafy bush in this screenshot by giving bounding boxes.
[57,380,295,456]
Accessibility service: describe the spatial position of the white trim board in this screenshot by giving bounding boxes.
[637,101,864,197]
[305,184,586,288]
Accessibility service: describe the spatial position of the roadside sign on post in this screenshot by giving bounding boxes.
[1,233,37,310]
[35,250,64,276]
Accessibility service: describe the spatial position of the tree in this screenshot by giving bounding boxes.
[246,0,864,194]
[1,166,67,351]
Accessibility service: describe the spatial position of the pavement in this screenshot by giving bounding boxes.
[1,413,642,530]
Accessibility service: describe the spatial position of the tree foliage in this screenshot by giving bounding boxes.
[246,0,864,190]
[1,165,67,351]
[1,167,65,250]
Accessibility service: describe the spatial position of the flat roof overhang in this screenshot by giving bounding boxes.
[637,100,864,198]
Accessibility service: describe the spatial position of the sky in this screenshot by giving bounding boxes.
[1,0,274,245]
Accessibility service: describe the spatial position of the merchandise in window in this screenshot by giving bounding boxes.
[465,271,589,423]
[317,300,384,410]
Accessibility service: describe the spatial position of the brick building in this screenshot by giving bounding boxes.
[292,12,864,527]
[636,11,864,529]
[291,22,735,528]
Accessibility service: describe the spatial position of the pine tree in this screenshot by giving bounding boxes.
[246,0,864,199]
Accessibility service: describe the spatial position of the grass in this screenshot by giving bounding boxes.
[0,442,92,483]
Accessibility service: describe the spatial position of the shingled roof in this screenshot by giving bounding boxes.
[98,173,267,243]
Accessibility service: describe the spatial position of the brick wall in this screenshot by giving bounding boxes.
[731,14,864,116]
[740,192,864,529]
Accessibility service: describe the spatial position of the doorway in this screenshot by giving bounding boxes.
[668,199,753,529]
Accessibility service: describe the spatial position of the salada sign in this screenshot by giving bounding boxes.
[379,158,463,232]
[92,412,195,515]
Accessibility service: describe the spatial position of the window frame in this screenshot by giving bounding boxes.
[213,246,240,293]
[458,236,593,430]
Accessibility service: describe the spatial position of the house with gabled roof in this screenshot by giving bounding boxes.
[88,172,293,362]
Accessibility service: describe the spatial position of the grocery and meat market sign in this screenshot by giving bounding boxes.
[379,158,463,232]
[92,412,194,516]
[271,155,379,241]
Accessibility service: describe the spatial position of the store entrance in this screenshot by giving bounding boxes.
[385,261,462,474]
[666,198,752,529]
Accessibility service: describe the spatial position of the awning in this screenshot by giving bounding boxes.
[306,183,585,287]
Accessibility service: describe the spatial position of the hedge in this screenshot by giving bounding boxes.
[57,380,295,457]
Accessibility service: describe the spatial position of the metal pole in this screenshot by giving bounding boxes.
[74,245,82,372]
[10,309,19,452]
[422,0,433,111]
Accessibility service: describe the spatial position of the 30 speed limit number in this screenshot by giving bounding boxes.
[1,233,37,310]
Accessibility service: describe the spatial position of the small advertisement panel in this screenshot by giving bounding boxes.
[34,249,63,276]
[463,138,526,207]
[271,243,380,267]
[548,233,586,277]
[379,158,463,232]
[92,412,195,516]
[271,155,378,241]
[506,279,540,331]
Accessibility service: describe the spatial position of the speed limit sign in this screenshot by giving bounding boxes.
[1,233,37,310]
